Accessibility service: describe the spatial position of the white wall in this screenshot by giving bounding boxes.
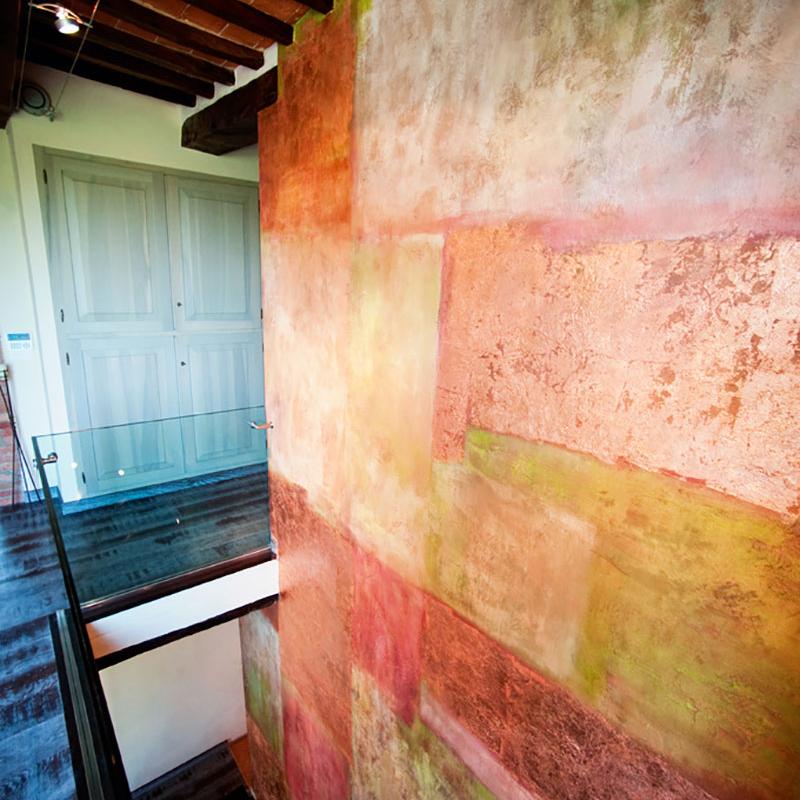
[0,132,44,455]
[100,620,247,791]
[0,64,259,466]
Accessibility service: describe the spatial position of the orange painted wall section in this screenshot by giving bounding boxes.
[244,2,800,799]
[434,226,800,515]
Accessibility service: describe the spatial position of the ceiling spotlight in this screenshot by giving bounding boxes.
[55,7,80,34]
[30,4,85,35]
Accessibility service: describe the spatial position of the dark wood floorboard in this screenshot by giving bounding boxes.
[58,467,269,603]
[0,503,75,800]
[132,741,249,800]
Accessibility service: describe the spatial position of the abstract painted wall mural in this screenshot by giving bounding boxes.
[243,1,800,798]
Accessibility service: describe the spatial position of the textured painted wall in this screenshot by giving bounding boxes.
[244,1,800,799]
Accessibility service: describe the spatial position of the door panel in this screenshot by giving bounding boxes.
[75,337,179,427]
[177,332,263,415]
[47,156,173,334]
[176,333,264,472]
[43,152,265,490]
[167,177,260,331]
[67,336,183,494]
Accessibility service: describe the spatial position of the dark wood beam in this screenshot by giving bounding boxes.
[96,0,264,69]
[31,20,215,97]
[299,0,334,13]
[182,67,277,155]
[28,43,197,106]
[0,0,22,127]
[185,0,293,46]
[75,19,235,86]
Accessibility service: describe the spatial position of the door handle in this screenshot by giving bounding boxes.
[249,421,273,430]
[180,361,187,366]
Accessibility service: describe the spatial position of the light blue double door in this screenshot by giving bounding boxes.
[44,152,265,496]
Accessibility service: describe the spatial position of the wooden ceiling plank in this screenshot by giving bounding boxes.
[86,20,236,85]
[0,0,22,127]
[184,0,293,45]
[98,0,264,69]
[28,43,197,106]
[182,66,277,155]
[31,22,215,97]
[298,0,334,13]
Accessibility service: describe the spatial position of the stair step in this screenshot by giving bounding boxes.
[132,741,250,800]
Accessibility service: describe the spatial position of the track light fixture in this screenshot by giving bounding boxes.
[29,4,86,35]
[18,0,100,121]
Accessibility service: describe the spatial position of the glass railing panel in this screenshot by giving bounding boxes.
[34,407,270,606]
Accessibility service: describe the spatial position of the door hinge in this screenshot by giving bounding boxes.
[260,308,263,319]
[60,308,64,322]
[43,169,48,185]
[65,352,70,366]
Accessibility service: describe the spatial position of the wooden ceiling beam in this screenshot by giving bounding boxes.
[0,0,22,127]
[28,43,197,106]
[182,67,277,155]
[79,19,236,86]
[184,0,293,46]
[97,0,264,69]
[31,21,215,97]
[298,0,334,13]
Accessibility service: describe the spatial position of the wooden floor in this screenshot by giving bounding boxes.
[228,735,253,791]
[0,467,269,799]
[59,466,269,604]
[132,741,250,800]
[0,502,75,800]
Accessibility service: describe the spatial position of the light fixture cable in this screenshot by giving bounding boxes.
[13,1,34,113]
[50,0,102,119]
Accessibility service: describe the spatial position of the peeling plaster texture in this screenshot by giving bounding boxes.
[355,0,800,240]
[434,226,800,516]
[259,2,353,237]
